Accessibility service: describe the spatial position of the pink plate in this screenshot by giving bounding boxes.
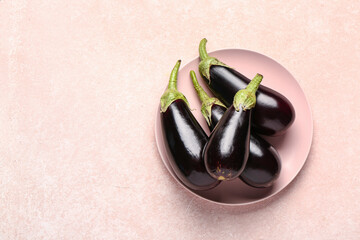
[155,49,313,205]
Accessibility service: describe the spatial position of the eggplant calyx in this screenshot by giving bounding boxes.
[201,98,226,126]
[160,90,189,113]
[233,90,256,111]
[190,70,226,125]
[198,38,230,82]
[160,60,190,113]
[199,57,230,82]
[233,73,263,111]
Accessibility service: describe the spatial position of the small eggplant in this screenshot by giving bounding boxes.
[203,73,262,181]
[198,39,295,136]
[191,71,281,187]
[160,60,220,190]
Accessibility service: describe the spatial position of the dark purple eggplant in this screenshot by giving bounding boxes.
[191,71,281,187]
[198,38,295,136]
[203,73,262,181]
[160,60,220,190]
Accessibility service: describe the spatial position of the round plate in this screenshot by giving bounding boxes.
[155,49,313,205]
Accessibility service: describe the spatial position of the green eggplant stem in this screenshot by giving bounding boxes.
[168,60,181,90]
[160,60,189,113]
[190,70,226,125]
[190,70,211,103]
[198,38,230,81]
[233,74,263,111]
[199,38,209,60]
[246,73,263,94]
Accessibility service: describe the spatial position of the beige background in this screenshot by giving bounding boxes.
[0,0,359,239]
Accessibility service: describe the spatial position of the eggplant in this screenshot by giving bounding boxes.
[191,71,281,187]
[160,60,220,190]
[198,38,295,136]
[203,73,262,181]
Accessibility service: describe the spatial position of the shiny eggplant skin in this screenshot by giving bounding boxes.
[206,65,295,136]
[208,104,281,188]
[204,105,251,180]
[161,99,220,190]
[240,134,281,187]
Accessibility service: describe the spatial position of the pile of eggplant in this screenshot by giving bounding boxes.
[160,39,295,191]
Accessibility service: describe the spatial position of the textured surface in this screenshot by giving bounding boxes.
[0,0,359,239]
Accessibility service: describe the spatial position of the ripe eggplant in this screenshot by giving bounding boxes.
[198,38,295,136]
[160,60,220,190]
[203,73,262,181]
[191,71,281,187]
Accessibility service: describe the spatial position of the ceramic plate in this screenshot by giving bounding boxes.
[155,49,313,205]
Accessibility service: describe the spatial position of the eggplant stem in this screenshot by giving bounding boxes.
[199,38,209,60]
[246,74,263,94]
[160,60,190,113]
[198,39,230,81]
[190,70,226,126]
[233,74,263,111]
[190,70,210,103]
[168,60,181,90]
